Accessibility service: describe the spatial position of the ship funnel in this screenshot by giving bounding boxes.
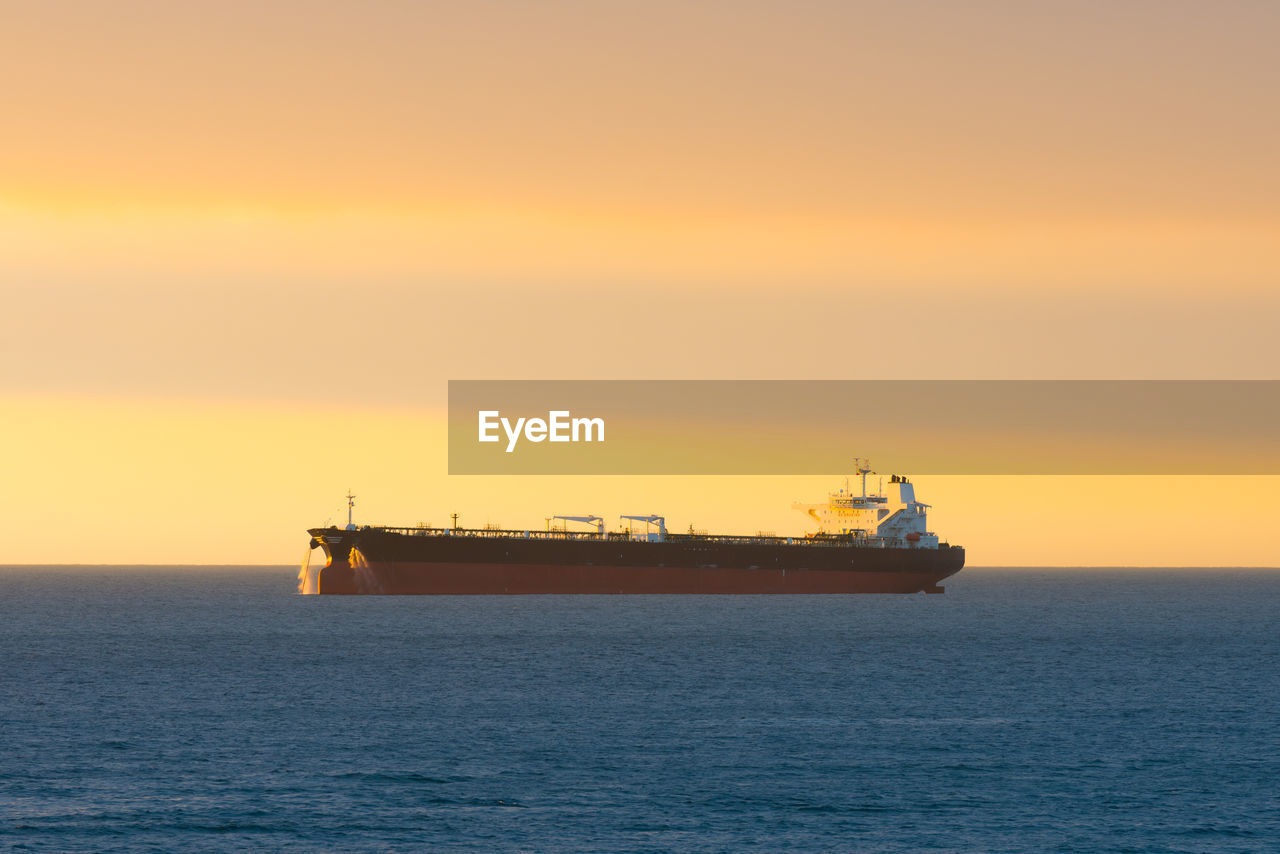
[886,478,916,506]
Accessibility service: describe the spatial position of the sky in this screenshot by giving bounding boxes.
[2,0,1278,565]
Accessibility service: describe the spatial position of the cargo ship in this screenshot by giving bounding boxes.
[301,463,963,594]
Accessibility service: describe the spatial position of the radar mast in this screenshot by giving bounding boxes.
[853,458,872,498]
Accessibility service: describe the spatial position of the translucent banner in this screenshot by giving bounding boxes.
[448,380,1280,474]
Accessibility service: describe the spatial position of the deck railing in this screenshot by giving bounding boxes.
[352,525,948,549]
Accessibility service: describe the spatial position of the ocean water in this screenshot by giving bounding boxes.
[1,568,1277,852]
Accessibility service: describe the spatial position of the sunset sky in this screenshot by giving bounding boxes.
[3,0,1277,565]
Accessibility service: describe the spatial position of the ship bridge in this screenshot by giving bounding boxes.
[792,461,939,548]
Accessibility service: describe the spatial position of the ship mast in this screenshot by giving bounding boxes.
[854,458,872,498]
[345,490,356,530]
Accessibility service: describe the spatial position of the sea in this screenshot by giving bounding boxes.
[1,567,1276,853]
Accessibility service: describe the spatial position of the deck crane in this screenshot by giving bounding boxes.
[553,515,605,536]
[620,514,667,542]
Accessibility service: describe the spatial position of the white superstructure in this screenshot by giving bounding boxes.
[791,460,940,548]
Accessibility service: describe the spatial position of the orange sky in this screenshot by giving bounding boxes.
[2,1,1277,565]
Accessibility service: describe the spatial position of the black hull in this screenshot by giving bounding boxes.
[307,527,965,595]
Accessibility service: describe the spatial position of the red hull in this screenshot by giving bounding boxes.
[322,560,954,594]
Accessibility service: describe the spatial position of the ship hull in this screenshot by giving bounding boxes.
[308,528,964,595]
[327,561,955,594]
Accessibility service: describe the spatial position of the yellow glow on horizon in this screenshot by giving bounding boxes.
[3,396,1276,567]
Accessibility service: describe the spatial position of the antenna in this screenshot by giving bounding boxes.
[345,490,356,530]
